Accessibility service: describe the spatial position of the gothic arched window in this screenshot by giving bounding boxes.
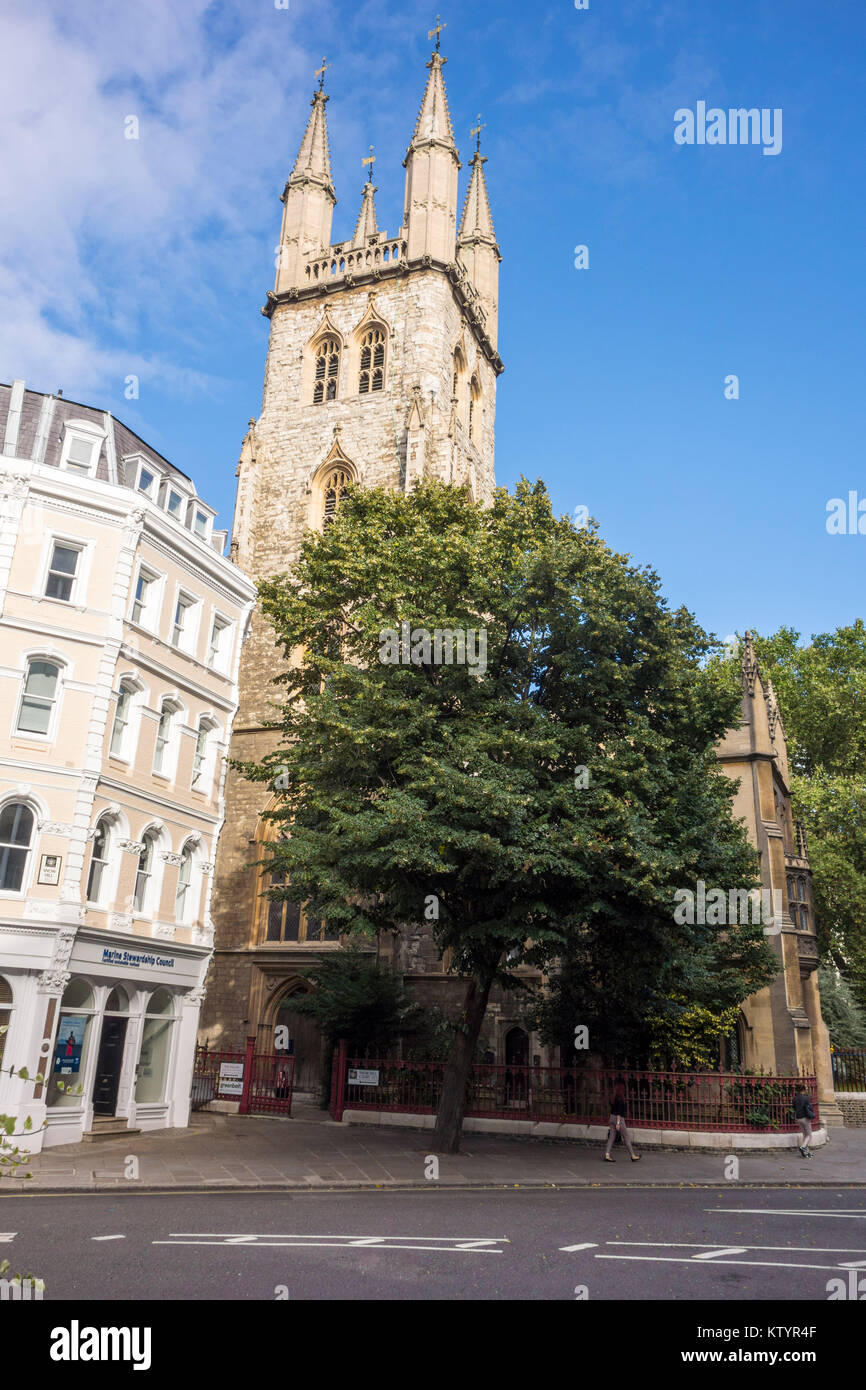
[359,328,386,395]
[469,374,481,443]
[313,337,341,404]
[321,467,351,526]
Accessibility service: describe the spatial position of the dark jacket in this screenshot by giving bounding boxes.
[794,1092,814,1120]
[610,1095,627,1117]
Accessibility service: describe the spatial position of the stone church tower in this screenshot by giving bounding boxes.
[200,47,504,1071]
[202,51,842,1120]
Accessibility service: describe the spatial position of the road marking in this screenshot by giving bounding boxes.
[559,1243,599,1252]
[692,1247,749,1260]
[91,1235,125,1242]
[707,1208,866,1219]
[606,1251,866,1262]
[153,1233,507,1254]
[0,1233,16,1243]
[596,1255,849,1272]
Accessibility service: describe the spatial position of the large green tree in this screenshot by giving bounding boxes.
[238,479,776,1151]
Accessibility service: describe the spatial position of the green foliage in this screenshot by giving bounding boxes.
[816,964,866,1046]
[724,1073,790,1130]
[239,478,777,1142]
[647,997,743,1070]
[279,945,424,1052]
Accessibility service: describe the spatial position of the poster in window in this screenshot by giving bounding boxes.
[38,854,62,885]
[53,1015,87,1074]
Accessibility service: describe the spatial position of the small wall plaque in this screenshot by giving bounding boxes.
[38,854,62,885]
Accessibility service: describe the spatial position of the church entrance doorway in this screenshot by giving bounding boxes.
[273,990,324,1094]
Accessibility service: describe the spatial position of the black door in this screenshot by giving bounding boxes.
[92,1017,127,1116]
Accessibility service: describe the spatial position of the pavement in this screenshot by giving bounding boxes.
[8,1095,866,1192]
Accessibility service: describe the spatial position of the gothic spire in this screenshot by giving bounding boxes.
[275,70,337,294]
[456,125,501,347]
[289,88,334,194]
[353,180,379,245]
[408,51,457,151]
[458,151,496,243]
[403,45,460,262]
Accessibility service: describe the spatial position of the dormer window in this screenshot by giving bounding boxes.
[60,422,104,477]
[165,488,185,522]
[65,437,96,473]
[137,463,157,498]
[192,509,209,539]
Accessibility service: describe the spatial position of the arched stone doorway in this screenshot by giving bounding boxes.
[271,982,325,1094]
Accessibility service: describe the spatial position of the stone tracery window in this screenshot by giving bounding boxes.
[359,327,385,394]
[264,870,338,943]
[313,337,340,404]
[321,467,351,526]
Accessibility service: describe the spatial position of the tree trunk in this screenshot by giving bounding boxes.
[432,964,497,1153]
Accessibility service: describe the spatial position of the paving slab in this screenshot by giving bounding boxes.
[7,1110,865,1192]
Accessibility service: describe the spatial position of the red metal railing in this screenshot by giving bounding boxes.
[333,1050,817,1133]
[191,1044,246,1110]
[831,1047,866,1093]
[246,1051,295,1116]
[192,1039,294,1117]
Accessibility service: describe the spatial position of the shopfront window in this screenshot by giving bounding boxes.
[105,986,129,1013]
[47,978,95,1107]
[134,988,175,1104]
[0,975,13,1068]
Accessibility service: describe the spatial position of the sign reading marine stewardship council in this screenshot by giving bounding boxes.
[101,948,175,969]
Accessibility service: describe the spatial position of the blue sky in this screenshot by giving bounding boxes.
[1,0,863,646]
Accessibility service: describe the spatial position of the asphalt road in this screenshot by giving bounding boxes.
[2,1185,864,1303]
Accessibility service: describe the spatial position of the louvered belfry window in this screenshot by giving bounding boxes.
[359,328,385,394]
[322,467,351,526]
[313,337,340,404]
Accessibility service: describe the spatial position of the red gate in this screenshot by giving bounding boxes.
[244,1049,295,1117]
[193,1037,294,1117]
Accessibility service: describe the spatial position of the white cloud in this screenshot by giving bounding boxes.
[0,1,310,396]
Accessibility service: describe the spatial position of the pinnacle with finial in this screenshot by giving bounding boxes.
[428,14,446,52]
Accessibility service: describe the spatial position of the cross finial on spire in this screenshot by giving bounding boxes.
[362,144,376,183]
[428,14,446,52]
[470,114,485,152]
[315,56,328,91]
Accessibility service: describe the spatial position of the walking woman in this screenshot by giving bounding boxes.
[794,1082,815,1159]
[604,1078,641,1162]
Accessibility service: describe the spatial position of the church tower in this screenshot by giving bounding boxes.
[201,46,503,1058]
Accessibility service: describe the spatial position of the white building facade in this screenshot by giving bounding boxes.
[0,380,255,1149]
